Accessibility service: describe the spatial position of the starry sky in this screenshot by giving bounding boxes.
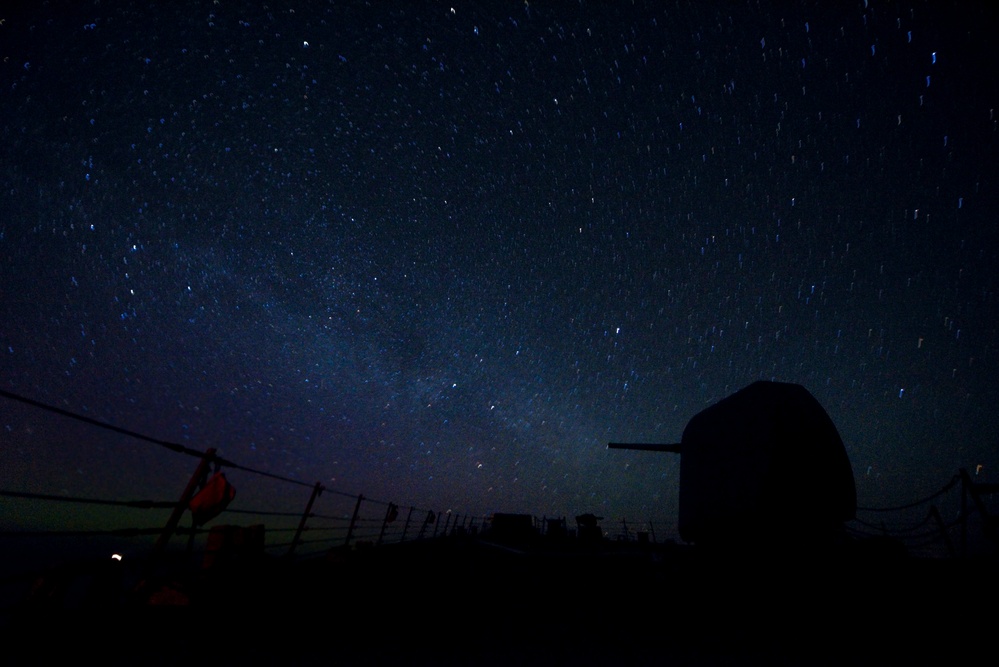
[2,1,997,539]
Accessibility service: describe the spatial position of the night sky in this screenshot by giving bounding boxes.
[2,1,997,541]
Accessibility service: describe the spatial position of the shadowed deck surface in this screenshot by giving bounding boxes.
[4,534,995,666]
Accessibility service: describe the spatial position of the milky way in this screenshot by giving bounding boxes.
[2,1,997,540]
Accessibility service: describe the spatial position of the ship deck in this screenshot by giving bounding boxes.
[3,534,995,665]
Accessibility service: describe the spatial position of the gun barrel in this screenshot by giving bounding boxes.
[607,442,682,453]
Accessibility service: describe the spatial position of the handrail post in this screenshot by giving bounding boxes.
[961,468,969,557]
[288,482,324,558]
[152,448,216,558]
[344,494,364,548]
[418,510,433,540]
[959,467,999,552]
[400,506,415,543]
[929,506,955,558]
[377,503,398,546]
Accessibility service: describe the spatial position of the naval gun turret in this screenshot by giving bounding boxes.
[611,381,856,550]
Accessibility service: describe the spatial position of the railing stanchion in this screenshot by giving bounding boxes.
[400,505,415,543]
[418,510,434,540]
[152,448,216,559]
[961,468,969,557]
[929,506,955,558]
[377,503,398,546]
[345,494,364,548]
[288,482,324,558]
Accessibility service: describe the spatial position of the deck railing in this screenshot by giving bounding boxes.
[1,385,995,607]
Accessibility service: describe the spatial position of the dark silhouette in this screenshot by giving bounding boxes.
[612,381,856,553]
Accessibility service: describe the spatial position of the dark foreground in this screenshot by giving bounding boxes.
[3,535,995,666]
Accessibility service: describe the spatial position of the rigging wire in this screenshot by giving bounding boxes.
[0,387,317,490]
[856,474,960,512]
[0,387,472,543]
[0,489,176,509]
